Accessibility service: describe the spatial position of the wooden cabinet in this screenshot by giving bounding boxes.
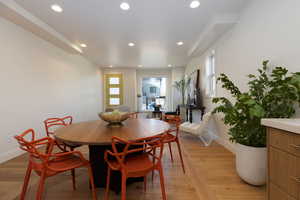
[269,183,296,200]
[268,128,300,200]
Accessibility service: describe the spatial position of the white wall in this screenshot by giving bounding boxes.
[186,0,300,153]
[102,68,137,111]
[0,17,103,163]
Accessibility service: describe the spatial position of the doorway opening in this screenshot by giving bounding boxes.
[141,77,167,111]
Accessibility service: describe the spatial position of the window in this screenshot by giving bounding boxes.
[105,74,123,106]
[206,51,216,97]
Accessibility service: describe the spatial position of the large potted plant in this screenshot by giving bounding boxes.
[212,61,300,185]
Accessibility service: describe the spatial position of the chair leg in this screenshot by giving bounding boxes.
[71,169,76,190]
[121,173,127,200]
[158,165,167,200]
[36,172,46,200]
[152,148,156,181]
[144,176,147,192]
[167,142,174,162]
[45,143,50,154]
[105,168,111,200]
[20,163,32,200]
[176,139,185,173]
[87,165,97,200]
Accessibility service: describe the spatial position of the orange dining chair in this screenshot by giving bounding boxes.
[44,116,81,152]
[44,116,83,189]
[162,114,185,173]
[104,134,167,200]
[14,129,97,200]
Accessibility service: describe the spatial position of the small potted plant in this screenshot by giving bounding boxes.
[212,61,300,185]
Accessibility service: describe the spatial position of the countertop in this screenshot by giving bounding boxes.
[261,118,300,134]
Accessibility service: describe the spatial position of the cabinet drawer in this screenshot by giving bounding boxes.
[288,133,300,157]
[269,147,289,192]
[287,153,300,199]
[269,128,300,156]
[269,183,296,200]
[269,147,300,199]
[269,128,289,151]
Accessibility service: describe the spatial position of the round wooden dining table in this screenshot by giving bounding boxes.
[54,118,170,192]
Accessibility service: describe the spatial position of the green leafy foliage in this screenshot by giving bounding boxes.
[213,61,300,147]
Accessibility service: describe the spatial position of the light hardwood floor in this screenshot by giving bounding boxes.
[0,134,266,200]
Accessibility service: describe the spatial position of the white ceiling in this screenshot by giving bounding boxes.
[14,0,248,68]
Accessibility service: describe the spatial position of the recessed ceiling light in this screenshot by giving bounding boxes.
[80,43,87,48]
[138,65,143,67]
[120,2,130,10]
[51,4,63,13]
[168,64,172,67]
[128,42,135,47]
[190,1,200,8]
[177,41,184,46]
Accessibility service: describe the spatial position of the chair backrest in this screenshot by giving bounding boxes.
[14,129,36,154]
[154,104,161,112]
[110,134,166,169]
[44,116,73,137]
[164,115,181,124]
[164,115,181,136]
[14,129,53,161]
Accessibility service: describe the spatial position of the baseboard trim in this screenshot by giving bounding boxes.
[0,149,24,164]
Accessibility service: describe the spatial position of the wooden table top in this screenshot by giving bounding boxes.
[54,118,170,145]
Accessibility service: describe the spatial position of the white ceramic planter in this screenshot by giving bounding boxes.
[235,143,267,186]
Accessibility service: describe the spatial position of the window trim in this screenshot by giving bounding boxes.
[105,74,124,107]
[206,51,216,98]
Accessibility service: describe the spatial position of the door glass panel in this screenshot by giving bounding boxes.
[109,88,120,95]
[109,77,120,85]
[110,98,120,105]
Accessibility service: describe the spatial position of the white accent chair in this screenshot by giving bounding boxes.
[179,112,218,146]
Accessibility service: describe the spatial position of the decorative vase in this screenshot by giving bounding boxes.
[98,112,129,127]
[235,143,267,186]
